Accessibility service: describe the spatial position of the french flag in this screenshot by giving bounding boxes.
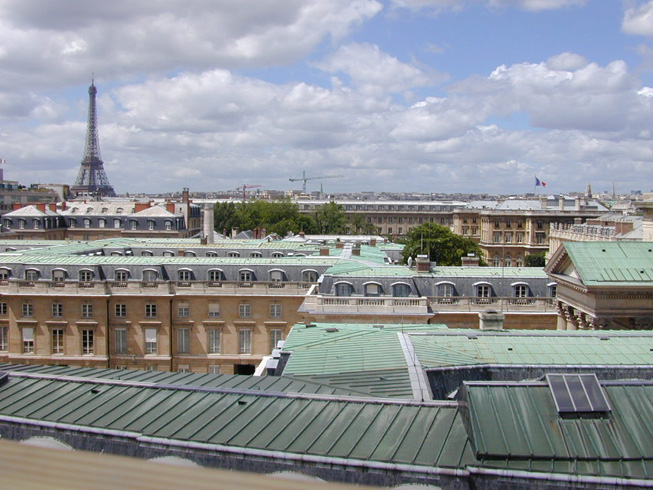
[535,176,546,187]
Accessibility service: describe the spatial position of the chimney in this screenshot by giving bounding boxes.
[352,248,361,256]
[49,203,57,212]
[178,250,185,257]
[369,238,377,247]
[461,254,480,267]
[203,202,214,244]
[615,221,633,235]
[134,202,150,213]
[416,254,431,272]
[320,247,330,256]
[61,201,67,211]
[336,242,344,249]
[540,196,548,209]
[479,310,505,330]
[299,231,305,238]
[182,188,190,203]
[166,202,175,214]
[35,203,46,212]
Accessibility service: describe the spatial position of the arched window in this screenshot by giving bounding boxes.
[84,218,92,229]
[272,252,284,258]
[98,218,106,228]
[185,251,196,257]
[115,270,129,282]
[239,269,254,282]
[206,251,218,257]
[0,268,11,280]
[364,282,382,297]
[504,255,512,267]
[113,219,121,229]
[207,269,224,282]
[512,283,530,298]
[227,251,240,258]
[141,250,154,256]
[143,269,158,282]
[52,269,66,282]
[178,269,193,281]
[24,269,40,281]
[335,282,354,296]
[436,282,456,297]
[79,270,94,282]
[392,283,411,297]
[164,220,172,231]
[516,255,523,268]
[269,270,285,282]
[492,256,501,267]
[250,252,262,258]
[301,270,318,282]
[473,282,493,304]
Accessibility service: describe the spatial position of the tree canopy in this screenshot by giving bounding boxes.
[214,199,365,237]
[400,223,485,266]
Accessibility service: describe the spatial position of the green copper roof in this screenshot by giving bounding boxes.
[564,241,653,286]
[429,266,549,278]
[410,330,653,367]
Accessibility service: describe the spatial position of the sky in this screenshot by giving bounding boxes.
[1,0,652,196]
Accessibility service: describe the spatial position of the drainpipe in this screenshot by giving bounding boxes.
[169,298,174,372]
[106,299,110,368]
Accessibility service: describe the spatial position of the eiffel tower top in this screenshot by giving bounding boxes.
[71,79,116,197]
[82,78,102,164]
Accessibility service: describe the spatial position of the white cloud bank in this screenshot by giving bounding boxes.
[0,0,651,195]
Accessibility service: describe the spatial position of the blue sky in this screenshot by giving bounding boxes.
[0,0,652,196]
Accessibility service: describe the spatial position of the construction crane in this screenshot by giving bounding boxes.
[236,184,262,200]
[289,171,344,194]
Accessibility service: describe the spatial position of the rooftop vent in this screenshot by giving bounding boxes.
[325,327,339,333]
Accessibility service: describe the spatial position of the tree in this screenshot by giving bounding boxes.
[525,252,546,267]
[213,201,239,235]
[348,214,378,235]
[400,223,485,266]
[313,201,347,234]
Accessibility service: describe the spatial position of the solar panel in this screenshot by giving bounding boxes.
[546,373,611,414]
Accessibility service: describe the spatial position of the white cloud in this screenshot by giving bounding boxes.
[315,43,445,96]
[546,52,589,71]
[0,0,382,91]
[623,1,653,36]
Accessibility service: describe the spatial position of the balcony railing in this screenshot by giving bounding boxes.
[429,296,556,312]
[303,295,429,315]
[0,279,317,296]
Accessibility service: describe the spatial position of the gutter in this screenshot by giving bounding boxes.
[467,466,653,488]
[0,414,468,479]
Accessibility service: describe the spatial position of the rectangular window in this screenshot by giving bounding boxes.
[178,328,190,354]
[208,365,221,375]
[115,328,127,354]
[52,303,63,318]
[493,232,501,243]
[52,328,64,354]
[115,303,126,318]
[145,328,157,354]
[504,233,512,243]
[269,328,283,353]
[82,329,94,355]
[516,233,524,243]
[208,328,221,354]
[81,303,93,318]
[239,329,252,354]
[22,303,33,318]
[145,304,157,318]
[515,285,529,298]
[208,303,220,318]
[22,327,34,353]
[0,302,7,316]
[177,303,189,318]
[0,326,7,351]
[269,303,282,319]
[239,303,251,319]
[178,365,190,373]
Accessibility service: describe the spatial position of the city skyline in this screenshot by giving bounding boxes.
[0,1,652,195]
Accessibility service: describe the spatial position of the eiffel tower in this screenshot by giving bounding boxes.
[71,79,116,197]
